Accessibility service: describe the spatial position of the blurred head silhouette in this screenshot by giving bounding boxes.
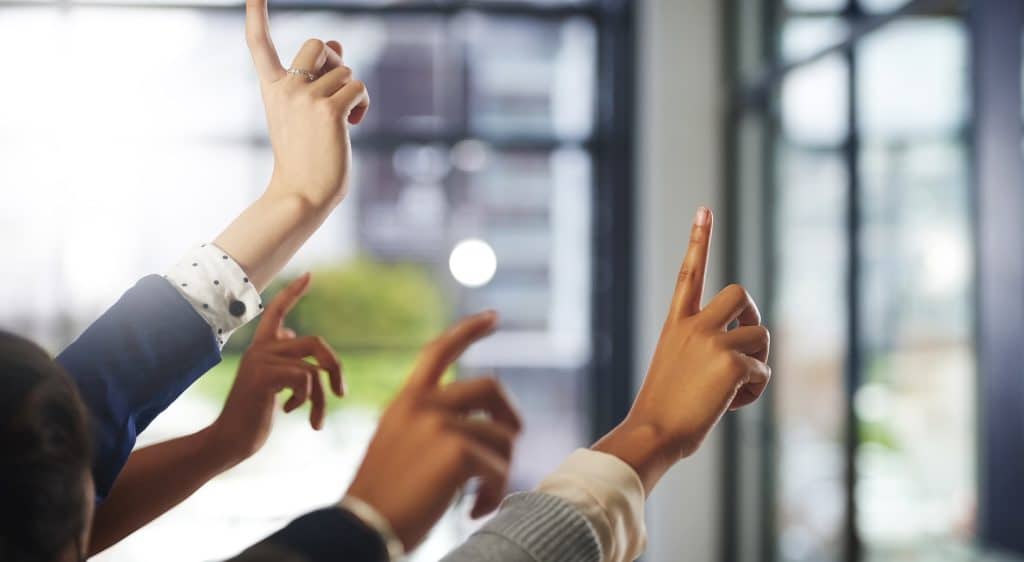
[0,331,94,562]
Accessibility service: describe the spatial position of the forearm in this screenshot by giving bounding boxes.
[214,185,335,291]
[87,426,240,555]
[591,419,671,496]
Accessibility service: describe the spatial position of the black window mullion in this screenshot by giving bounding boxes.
[720,0,742,559]
[841,40,863,562]
[759,1,782,561]
[588,0,633,443]
[971,0,1024,555]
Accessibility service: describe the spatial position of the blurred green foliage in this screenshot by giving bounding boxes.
[858,420,901,451]
[194,258,448,412]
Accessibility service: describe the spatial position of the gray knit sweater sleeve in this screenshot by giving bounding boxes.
[440,492,602,562]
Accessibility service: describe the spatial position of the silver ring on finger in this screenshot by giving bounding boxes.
[287,67,317,82]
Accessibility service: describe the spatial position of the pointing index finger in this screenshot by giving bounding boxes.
[406,311,499,391]
[245,0,285,82]
[672,207,713,318]
[252,273,311,344]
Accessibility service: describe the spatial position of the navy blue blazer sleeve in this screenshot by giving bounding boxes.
[56,275,222,500]
[227,508,387,562]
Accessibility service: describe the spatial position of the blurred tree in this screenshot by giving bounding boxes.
[195,258,447,412]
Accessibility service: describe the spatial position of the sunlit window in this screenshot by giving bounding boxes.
[729,2,976,561]
[0,2,600,560]
[855,19,973,557]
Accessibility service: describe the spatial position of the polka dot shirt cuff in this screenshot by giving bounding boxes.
[165,243,263,348]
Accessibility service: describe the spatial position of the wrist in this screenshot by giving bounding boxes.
[338,495,405,561]
[591,417,674,496]
[202,421,252,471]
[262,180,326,214]
[266,173,344,211]
[345,482,417,552]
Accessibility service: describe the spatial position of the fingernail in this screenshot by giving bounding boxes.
[694,206,710,226]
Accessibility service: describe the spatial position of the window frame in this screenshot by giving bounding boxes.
[722,0,1024,560]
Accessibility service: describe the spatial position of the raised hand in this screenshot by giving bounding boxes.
[211,273,344,462]
[345,311,523,551]
[245,0,370,208]
[593,207,771,493]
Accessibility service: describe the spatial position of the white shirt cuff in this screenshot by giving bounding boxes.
[165,243,263,347]
[536,448,647,562]
[338,495,405,561]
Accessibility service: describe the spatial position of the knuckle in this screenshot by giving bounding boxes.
[349,79,367,94]
[302,38,325,52]
[494,437,513,458]
[480,376,501,394]
[723,283,747,299]
[717,352,742,374]
[424,411,447,432]
[422,339,444,359]
[499,427,517,451]
[677,266,694,284]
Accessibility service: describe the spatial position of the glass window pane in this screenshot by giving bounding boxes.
[781,53,850,146]
[857,19,967,138]
[859,0,912,14]
[356,144,591,349]
[785,0,847,13]
[0,9,261,141]
[465,15,595,140]
[858,143,975,556]
[856,17,975,557]
[781,17,849,62]
[773,144,849,562]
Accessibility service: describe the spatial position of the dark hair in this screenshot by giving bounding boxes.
[0,331,92,562]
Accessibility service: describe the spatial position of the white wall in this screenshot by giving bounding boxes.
[634,0,725,560]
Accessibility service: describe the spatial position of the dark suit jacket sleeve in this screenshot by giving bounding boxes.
[228,493,601,562]
[56,274,222,500]
[227,508,388,562]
